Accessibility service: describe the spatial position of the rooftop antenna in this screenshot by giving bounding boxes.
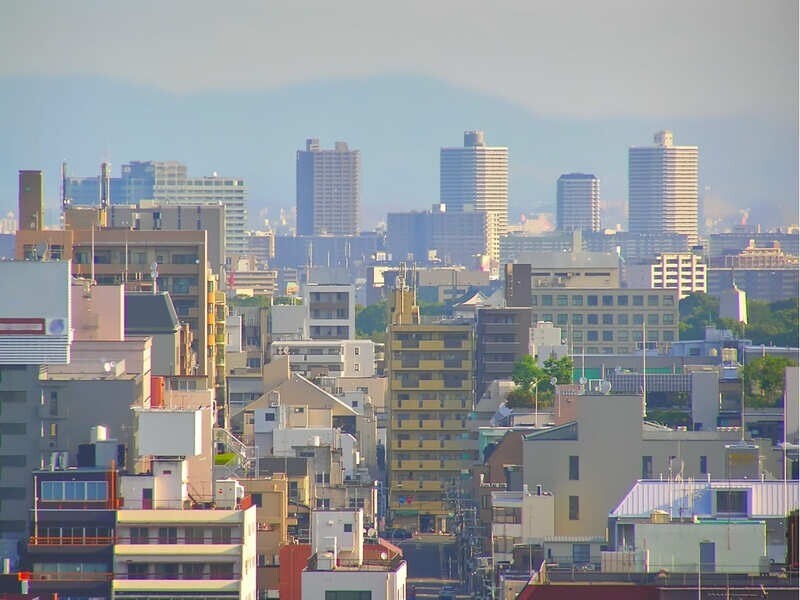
[100,161,111,209]
[642,322,647,417]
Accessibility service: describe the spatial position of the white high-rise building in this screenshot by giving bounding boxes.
[625,252,707,299]
[440,130,508,267]
[557,173,600,232]
[629,130,698,244]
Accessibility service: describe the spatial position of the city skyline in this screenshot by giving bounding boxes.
[0,1,796,231]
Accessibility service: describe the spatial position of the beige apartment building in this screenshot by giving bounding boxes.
[386,278,475,532]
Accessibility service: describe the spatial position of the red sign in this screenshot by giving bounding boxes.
[0,318,45,335]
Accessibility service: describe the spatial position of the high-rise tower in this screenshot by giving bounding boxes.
[629,130,698,243]
[556,173,600,232]
[296,139,361,236]
[18,170,44,231]
[440,131,508,267]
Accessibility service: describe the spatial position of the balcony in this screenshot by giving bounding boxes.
[32,571,113,582]
[389,500,446,513]
[390,459,465,471]
[29,535,115,546]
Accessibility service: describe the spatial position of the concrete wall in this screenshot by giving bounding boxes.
[523,393,744,537]
[636,521,765,573]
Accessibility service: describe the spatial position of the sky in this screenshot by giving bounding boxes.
[2,1,796,120]
[0,0,797,228]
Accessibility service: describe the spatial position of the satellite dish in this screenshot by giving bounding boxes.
[103,361,112,373]
[550,377,557,386]
[599,380,612,394]
[380,551,388,560]
[367,527,377,538]
[579,377,588,385]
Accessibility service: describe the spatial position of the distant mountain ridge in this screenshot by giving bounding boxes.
[0,74,796,229]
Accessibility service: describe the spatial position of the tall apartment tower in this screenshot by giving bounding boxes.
[386,268,475,533]
[629,130,699,244]
[440,130,508,266]
[556,173,600,232]
[18,170,44,231]
[296,139,361,236]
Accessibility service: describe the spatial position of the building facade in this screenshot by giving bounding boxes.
[386,279,475,532]
[475,307,533,402]
[441,130,508,267]
[625,252,707,299]
[628,130,698,244]
[296,139,361,236]
[556,173,600,233]
[66,160,247,259]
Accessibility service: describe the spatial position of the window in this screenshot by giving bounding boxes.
[40,480,108,502]
[250,493,263,507]
[587,295,598,306]
[155,563,179,579]
[354,346,360,355]
[716,490,748,515]
[209,563,235,579]
[325,592,372,600]
[700,456,708,474]
[663,313,674,325]
[648,295,659,306]
[211,527,232,544]
[617,295,629,306]
[127,563,148,579]
[264,413,276,422]
[633,314,644,325]
[586,331,598,342]
[184,527,204,544]
[571,295,583,306]
[602,314,613,325]
[602,295,614,306]
[587,314,598,325]
[316,498,331,509]
[344,523,353,533]
[130,527,148,544]
[632,295,644,306]
[557,295,568,306]
[541,295,553,306]
[663,295,675,306]
[568,496,579,520]
[556,313,568,325]
[569,456,579,480]
[618,314,629,325]
[572,314,583,325]
[642,456,653,479]
[602,331,613,342]
[159,527,177,544]
[182,563,204,579]
[572,543,591,564]
[663,330,675,342]
[647,314,659,326]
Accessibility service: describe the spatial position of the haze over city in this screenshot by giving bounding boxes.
[0,0,797,229]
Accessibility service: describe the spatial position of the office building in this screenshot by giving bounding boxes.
[108,202,226,271]
[556,173,599,232]
[305,282,355,340]
[505,264,680,354]
[475,307,533,402]
[629,130,699,243]
[386,272,475,532]
[65,160,247,259]
[296,138,361,236]
[18,170,44,231]
[441,130,508,266]
[625,252,707,299]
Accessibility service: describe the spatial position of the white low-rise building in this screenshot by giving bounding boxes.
[301,509,407,600]
[491,484,555,565]
[272,339,376,378]
[608,479,799,566]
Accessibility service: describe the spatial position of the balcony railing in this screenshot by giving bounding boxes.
[29,535,115,546]
[31,572,113,582]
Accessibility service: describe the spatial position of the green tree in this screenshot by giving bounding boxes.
[679,292,720,340]
[355,301,387,339]
[743,355,797,407]
[511,355,546,394]
[543,356,574,392]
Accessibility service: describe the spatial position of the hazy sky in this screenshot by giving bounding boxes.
[1,0,797,122]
